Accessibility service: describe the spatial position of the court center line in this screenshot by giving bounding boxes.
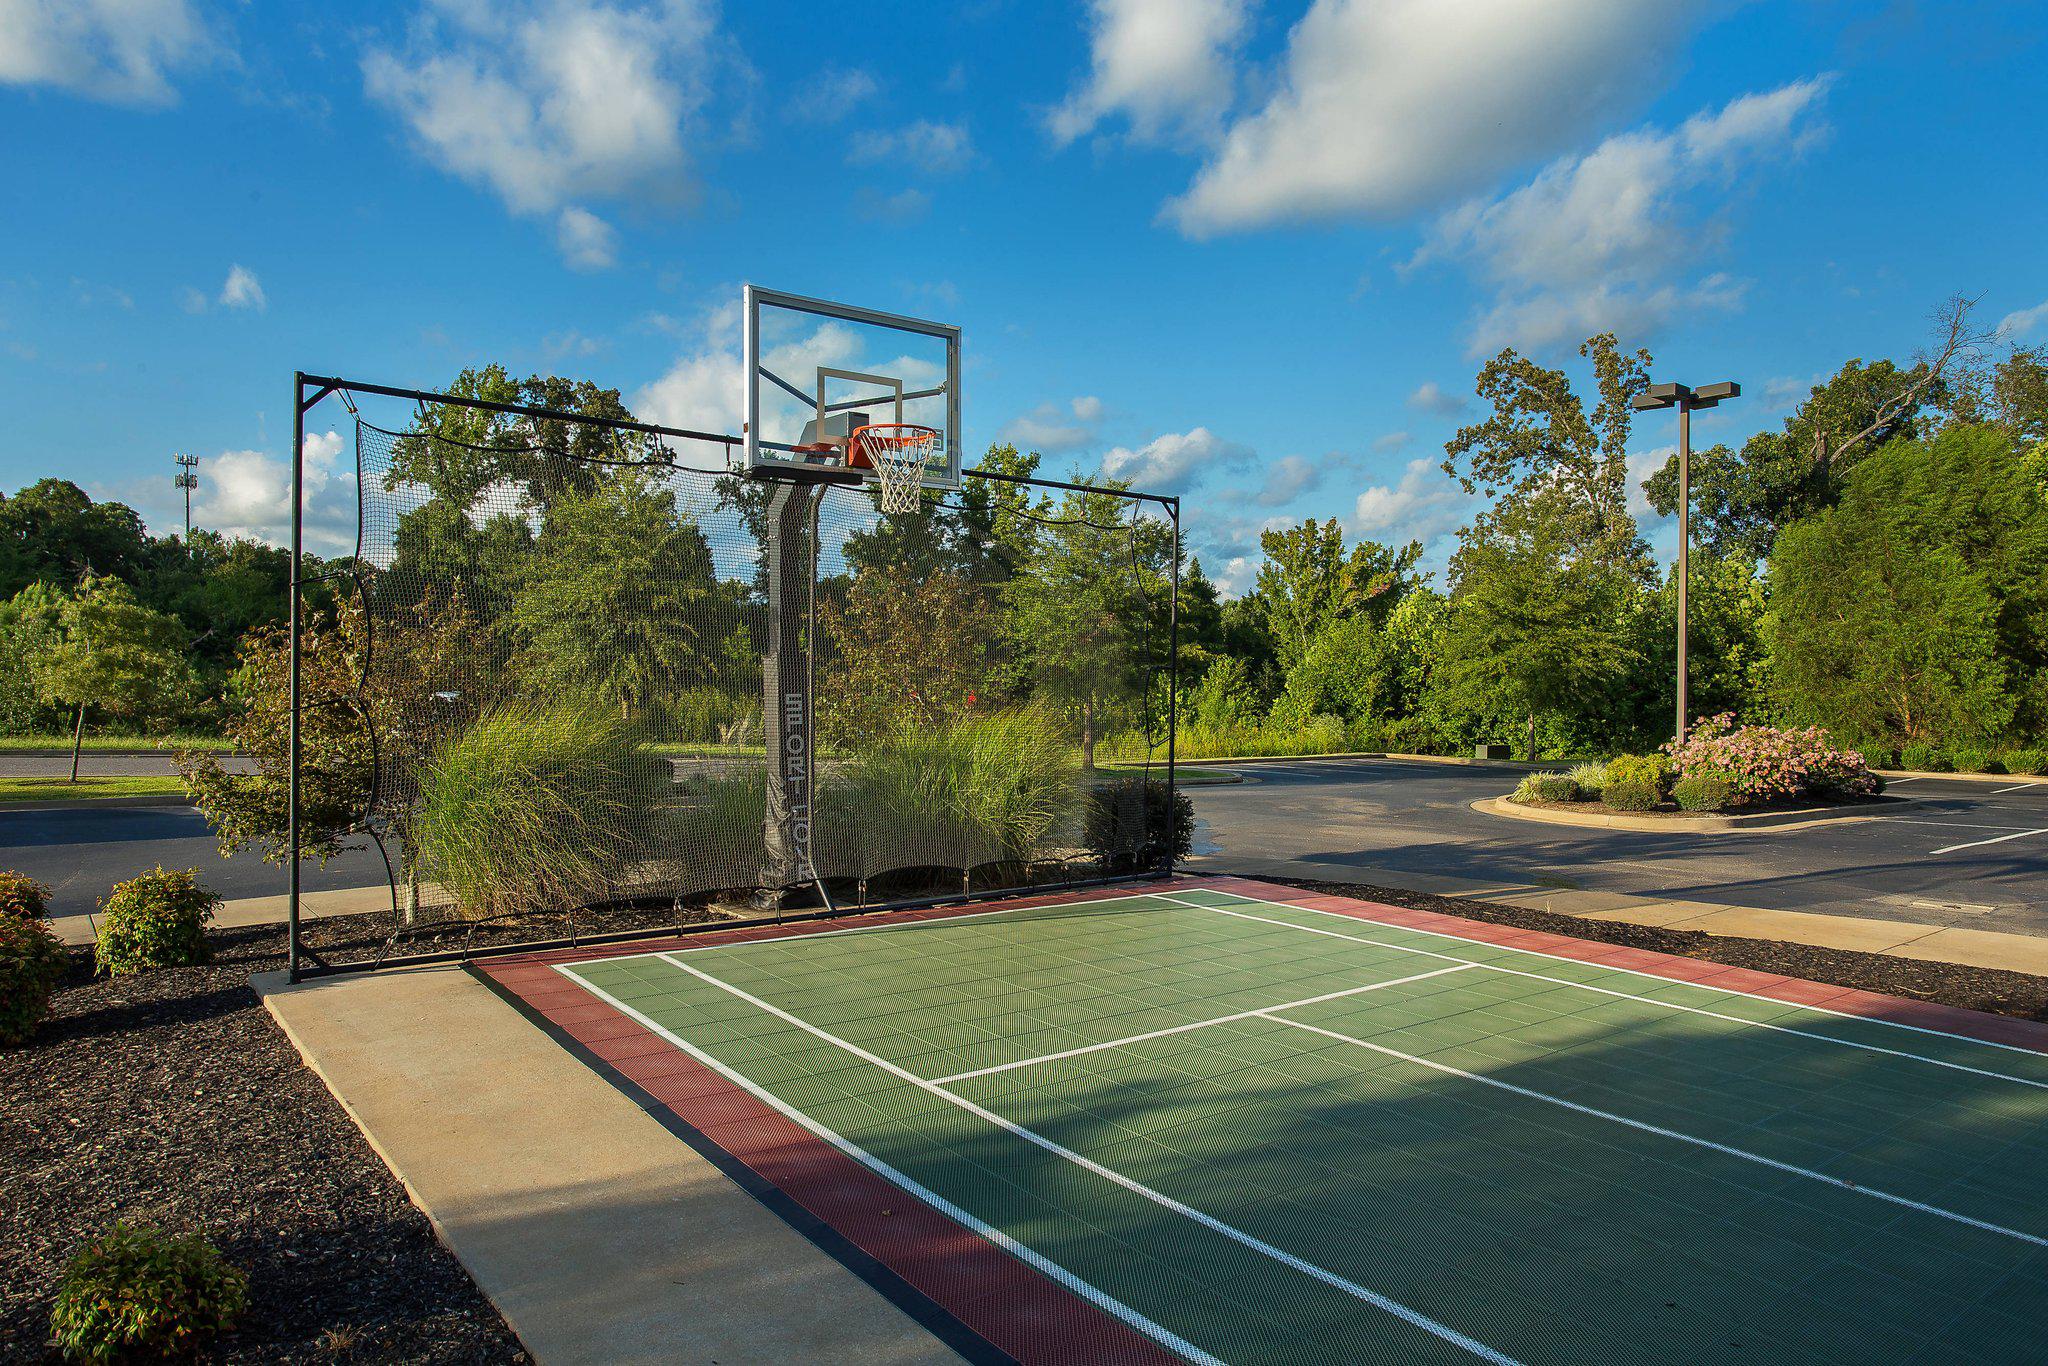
[551,961,1224,1366]
[1255,1011,2048,1251]
[927,963,1477,1085]
[1149,895,2048,1090]
[1929,827,2048,856]
[656,954,1521,1366]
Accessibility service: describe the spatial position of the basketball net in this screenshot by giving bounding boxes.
[850,424,941,515]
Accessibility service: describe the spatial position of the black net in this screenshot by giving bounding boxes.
[323,402,1176,958]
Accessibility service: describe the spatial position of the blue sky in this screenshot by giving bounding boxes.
[3,0,2045,592]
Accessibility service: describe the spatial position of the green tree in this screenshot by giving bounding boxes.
[820,568,999,748]
[1443,333,1654,575]
[1252,518,1422,673]
[513,473,723,718]
[1439,492,1645,759]
[0,582,65,732]
[35,576,195,779]
[1766,424,2048,745]
[0,480,152,597]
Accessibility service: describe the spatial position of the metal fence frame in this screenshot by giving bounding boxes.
[287,371,1181,981]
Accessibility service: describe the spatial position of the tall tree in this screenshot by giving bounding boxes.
[1252,519,1422,673]
[0,480,152,597]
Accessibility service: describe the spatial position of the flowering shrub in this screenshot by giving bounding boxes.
[1665,714,1882,804]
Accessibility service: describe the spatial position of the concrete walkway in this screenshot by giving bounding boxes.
[256,963,963,1366]
[1189,852,2048,978]
[50,884,395,946]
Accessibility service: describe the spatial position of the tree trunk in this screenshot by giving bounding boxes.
[1526,711,1536,764]
[403,855,420,927]
[1081,700,1096,771]
[69,702,86,783]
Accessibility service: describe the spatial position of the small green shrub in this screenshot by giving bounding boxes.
[2001,748,2048,776]
[1565,762,1607,800]
[1301,713,1347,754]
[1673,769,1738,812]
[1950,747,1997,774]
[1604,753,1673,800]
[1512,772,1578,803]
[0,912,67,1046]
[0,870,52,921]
[1603,777,1661,812]
[1083,777,1195,874]
[414,696,671,920]
[1898,743,1951,772]
[94,868,218,974]
[50,1223,248,1363]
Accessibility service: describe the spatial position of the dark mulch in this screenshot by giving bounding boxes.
[0,922,526,1364]
[1511,794,1893,819]
[1266,875,2048,1022]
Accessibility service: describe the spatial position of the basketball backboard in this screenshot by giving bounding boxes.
[742,285,961,490]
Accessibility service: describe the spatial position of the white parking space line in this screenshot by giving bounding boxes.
[1930,827,2048,856]
[1994,782,2045,794]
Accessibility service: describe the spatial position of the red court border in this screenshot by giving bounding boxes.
[474,875,2048,1365]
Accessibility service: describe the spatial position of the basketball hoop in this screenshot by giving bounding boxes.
[849,423,941,514]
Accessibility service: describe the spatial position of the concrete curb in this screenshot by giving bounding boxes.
[0,793,194,812]
[1473,795,1883,835]
[1177,750,1544,771]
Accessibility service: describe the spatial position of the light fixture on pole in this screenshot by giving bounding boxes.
[173,454,200,541]
[1630,380,1739,745]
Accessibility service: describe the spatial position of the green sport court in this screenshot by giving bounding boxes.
[480,876,2048,1365]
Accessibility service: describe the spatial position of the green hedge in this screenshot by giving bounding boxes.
[1673,769,1738,812]
[95,868,218,975]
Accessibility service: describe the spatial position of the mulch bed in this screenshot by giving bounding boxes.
[1266,875,2048,1022]
[1509,795,1891,819]
[0,922,526,1364]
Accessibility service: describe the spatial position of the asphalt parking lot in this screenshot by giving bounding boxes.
[5,754,2045,939]
[1187,758,2048,938]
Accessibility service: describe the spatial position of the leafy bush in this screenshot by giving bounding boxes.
[824,707,1080,875]
[1083,777,1195,874]
[1565,762,1607,800]
[0,912,67,1046]
[1511,771,1578,803]
[1604,753,1673,800]
[1673,768,1738,812]
[1301,713,1348,753]
[1603,776,1661,812]
[50,1223,248,1363]
[1665,713,1879,802]
[94,868,218,974]
[1898,743,1951,773]
[2002,748,2048,776]
[0,870,52,920]
[414,696,671,920]
[1949,747,1998,773]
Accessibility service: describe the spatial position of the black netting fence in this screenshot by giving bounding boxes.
[298,393,1178,968]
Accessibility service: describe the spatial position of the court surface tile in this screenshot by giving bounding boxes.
[477,876,2048,1366]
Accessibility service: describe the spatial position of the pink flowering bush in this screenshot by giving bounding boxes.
[1665,714,1882,804]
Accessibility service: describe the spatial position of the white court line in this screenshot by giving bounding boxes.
[1148,893,2048,1086]
[929,963,1477,1085]
[657,953,1520,1366]
[553,961,1224,1366]
[1930,827,2048,856]
[1256,1011,2048,1251]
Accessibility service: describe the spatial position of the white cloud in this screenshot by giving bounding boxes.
[785,67,874,123]
[1167,0,1700,236]
[1048,0,1250,148]
[1418,78,1830,354]
[1373,430,1411,453]
[1000,395,1110,454]
[1255,454,1320,506]
[0,0,212,105]
[218,263,265,310]
[1406,381,1466,417]
[853,187,931,223]
[1349,456,1469,547]
[1998,299,2048,341]
[363,0,718,266]
[1099,426,1252,493]
[145,431,357,552]
[178,286,207,314]
[1625,443,1674,521]
[848,120,975,175]
[554,205,618,270]
[1210,554,1258,597]
[543,327,604,359]
[1070,395,1105,424]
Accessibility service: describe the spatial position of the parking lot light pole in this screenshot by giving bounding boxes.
[1630,379,1740,746]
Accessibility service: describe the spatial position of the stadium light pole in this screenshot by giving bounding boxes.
[1630,379,1740,746]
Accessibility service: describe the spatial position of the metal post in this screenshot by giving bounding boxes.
[1676,401,1691,747]
[288,375,305,982]
[1165,501,1181,875]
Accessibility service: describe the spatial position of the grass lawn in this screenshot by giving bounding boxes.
[0,775,190,803]
[0,733,234,753]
